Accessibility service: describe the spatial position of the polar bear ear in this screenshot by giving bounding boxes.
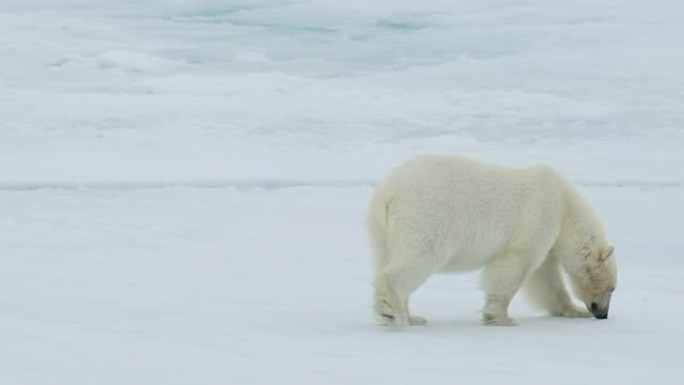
[600,246,615,262]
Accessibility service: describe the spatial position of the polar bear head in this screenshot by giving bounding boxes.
[568,245,617,319]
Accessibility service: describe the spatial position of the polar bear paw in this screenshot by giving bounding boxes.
[554,306,592,318]
[483,313,518,326]
[409,315,428,326]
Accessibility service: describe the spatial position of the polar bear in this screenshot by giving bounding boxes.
[368,155,617,327]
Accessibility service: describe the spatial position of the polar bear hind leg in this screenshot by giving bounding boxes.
[374,261,431,327]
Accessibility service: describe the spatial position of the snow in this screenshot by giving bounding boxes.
[1,0,683,383]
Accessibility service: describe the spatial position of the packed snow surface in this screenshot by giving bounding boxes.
[1,0,683,384]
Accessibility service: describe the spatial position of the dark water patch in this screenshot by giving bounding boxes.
[375,19,428,32]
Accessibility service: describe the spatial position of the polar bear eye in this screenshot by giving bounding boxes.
[609,287,615,293]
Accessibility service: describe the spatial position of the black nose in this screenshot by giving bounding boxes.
[590,303,609,319]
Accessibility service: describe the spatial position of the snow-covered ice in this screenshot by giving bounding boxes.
[1,0,683,384]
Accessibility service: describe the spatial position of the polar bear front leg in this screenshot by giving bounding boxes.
[481,252,533,326]
[523,255,591,318]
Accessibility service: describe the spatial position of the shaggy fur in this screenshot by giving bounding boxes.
[368,155,617,327]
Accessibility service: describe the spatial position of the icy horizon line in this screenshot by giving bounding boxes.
[0,178,680,192]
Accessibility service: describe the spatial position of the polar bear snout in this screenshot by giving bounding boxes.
[588,293,612,319]
[590,302,609,319]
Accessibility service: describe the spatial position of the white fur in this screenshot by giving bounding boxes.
[368,155,617,327]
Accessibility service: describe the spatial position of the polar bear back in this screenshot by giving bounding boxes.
[369,155,568,272]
